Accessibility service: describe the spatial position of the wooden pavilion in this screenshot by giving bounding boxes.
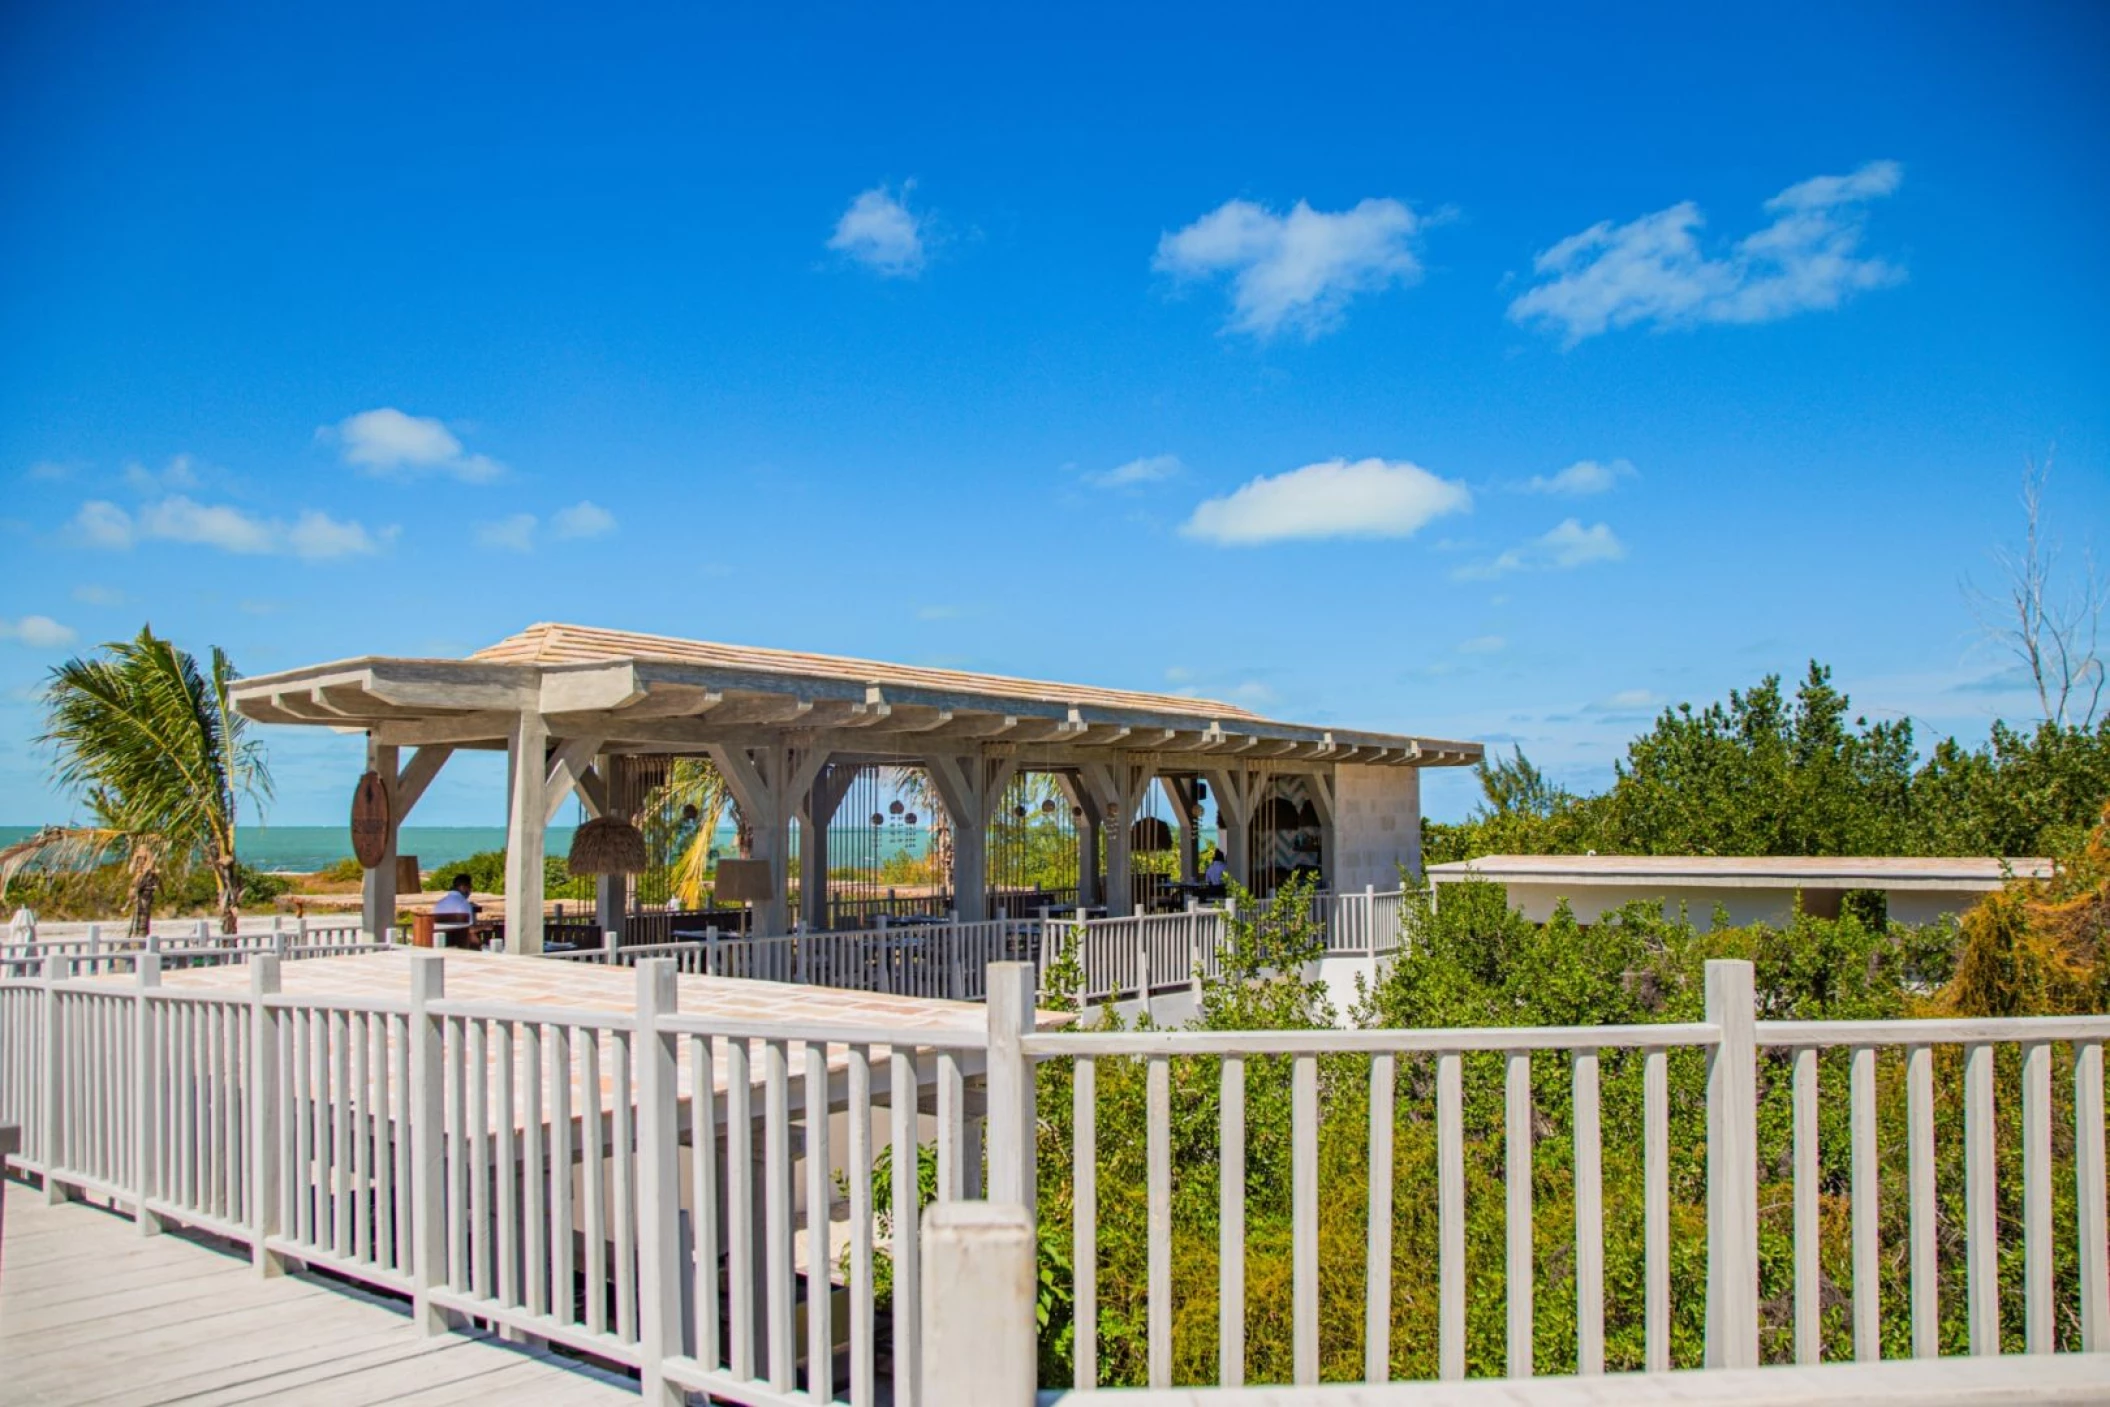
[230,623,1481,949]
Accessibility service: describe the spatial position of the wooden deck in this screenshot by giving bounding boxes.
[0,1187,639,1405]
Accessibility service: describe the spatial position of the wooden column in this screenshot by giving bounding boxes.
[1056,773,1100,907]
[1309,770,1338,890]
[1162,776,1200,884]
[1082,758,1156,918]
[504,711,549,954]
[710,742,832,937]
[799,763,858,932]
[924,751,1019,923]
[361,736,400,941]
[1202,766,1260,891]
[590,752,624,938]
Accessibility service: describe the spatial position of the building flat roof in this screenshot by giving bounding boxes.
[1425,854,2055,892]
[229,621,1481,768]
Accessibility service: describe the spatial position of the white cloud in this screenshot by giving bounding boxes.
[1457,635,1506,655]
[24,461,73,482]
[1456,519,1627,579]
[1523,458,1635,496]
[72,583,125,606]
[0,615,77,648]
[550,500,616,540]
[828,183,927,277]
[72,500,135,549]
[1508,161,1904,344]
[72,497,385,560]
[1180,457,1471,546]
[1596,688,1658,710]
[122,453,199,493]
[475,513,539,552]
[1086,454,1183,489]
[325,408,503,482]
[1155,197,1426,339]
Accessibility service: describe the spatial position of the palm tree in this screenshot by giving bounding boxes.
[645,756,737,909]
[28,627,271,935]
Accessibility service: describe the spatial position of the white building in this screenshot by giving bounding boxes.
[1425,853,2055,928]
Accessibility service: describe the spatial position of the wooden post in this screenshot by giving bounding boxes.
[922,1202,1037,1407]
[1705,959,1759,1369]
[408,952,456,1334]
[250,954,283,1276]
[985,963,1036,1215]
[635,959,683,1405]
[505,712,549,956]
[133,953,161,1235]
[362,737,400,943]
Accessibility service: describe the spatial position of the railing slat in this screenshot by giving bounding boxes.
[1645,1047,1669,1373]
[847,1042,874,1407]
[583,1027,609,1338]
[1219,1054,1245,1389]
[1366,1052,1395,1384]
[1293,1052,1319,1385]
[1076,1054,1099,1392]
[1964,1042,1999,1354]
[689,1034,720,1372]
[1908,1044,1937,1359]
[763,1038,793,1391]
[2021,1040,2053,1354]
[1573,1048,1602,1376]
[523,1022,546,1317]
[1793,1046,1820,1364]
[1438,1049,1465,1381]
[725,1037,754,1382]
[889,1045,920,1406]
[1149,1053,1173,1389]
[1851,1044,1880,1362]
[1505,1048,1534,1379]
[2077,1040,2108,1352]
[805,1039,833,1403]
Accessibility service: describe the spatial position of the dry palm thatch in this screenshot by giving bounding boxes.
[567,815,650,876]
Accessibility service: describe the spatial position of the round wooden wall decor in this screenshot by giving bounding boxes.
[350,770,391,869]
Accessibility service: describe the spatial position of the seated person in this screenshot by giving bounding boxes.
[1202,850,1228,890]
[432,873,482,948]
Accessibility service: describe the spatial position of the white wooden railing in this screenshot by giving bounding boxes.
[14,954,2084,1402]
[0,949,1000,1406]
[567,892,1415,1008]
[995,960,2110,1394]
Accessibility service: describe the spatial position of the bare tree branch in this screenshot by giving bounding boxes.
[1967,451,2106,728]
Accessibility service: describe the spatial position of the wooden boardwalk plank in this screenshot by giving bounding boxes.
[1,1189,636,1407]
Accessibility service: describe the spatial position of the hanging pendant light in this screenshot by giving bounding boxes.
[567,815,649,876]
[904,812,918,825]
[889,800,905,815]
[1041,798,1057,814]
[1014,804,1028,819]
[871,812,885,827]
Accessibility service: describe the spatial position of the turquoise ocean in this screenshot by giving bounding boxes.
[0,823,937,874]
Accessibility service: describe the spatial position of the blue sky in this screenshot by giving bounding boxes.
[3,1,2107,827]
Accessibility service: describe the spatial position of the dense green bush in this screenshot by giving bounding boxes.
[1425,663,2110,865]
[1027,864,2095,1387]
[426,847,594,901]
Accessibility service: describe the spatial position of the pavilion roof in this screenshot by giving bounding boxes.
[229,621,1481,767]
[473,622,1260,719]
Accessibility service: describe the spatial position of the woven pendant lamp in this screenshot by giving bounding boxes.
[567,815,649,876]
[1129,815,1175,853]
